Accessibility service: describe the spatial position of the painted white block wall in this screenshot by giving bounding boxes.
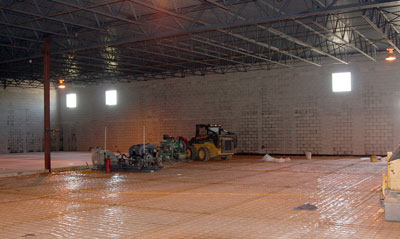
[58,55,400,155]
[0,88,58,153]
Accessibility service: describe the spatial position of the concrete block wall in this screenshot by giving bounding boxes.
[0,88,57,153]
[58,54,400,155]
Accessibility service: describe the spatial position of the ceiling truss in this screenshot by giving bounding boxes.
[1,0,400,87]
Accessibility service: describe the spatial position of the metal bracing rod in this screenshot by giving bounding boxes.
[315,1,377,49]
[173,38,251,64]
[191,37,292,68]
[104,51,193,69]
[0,2,173,44]
[0,63,106,78]
[226,31,321,66]
[129,0,306,66]
[159,40,253,67]
[3,58,168,80]
[47,0,140,25]
[120,51,202,70]
[125,0,290,66]
[0,33,43,43]
[8,0,187,37]
[258,0,348,64]
[2,67,175,83]
[0,43,31,50]
[73,54,173,73]
[313,20,376,61]
[158,43,251,67]
[311,1,377,61]
[0,58,311,84]
[126,47,217,67]
[0,21,74,38]
[363,8,400,53]
[380,10,400,33]
[2,0,399,65]
[61,48,234,76]
[266,27,347,64]
[220,32,318,67]
[0,41,219,68]
[133,0,299,66]
[163,0,400,31]
[56,55,163,76]
[202,0,230,10]
[210,1,346,64]
[188,38,280,68]
[50,65,142,79]
[50,57,128,74]
[0,7,105,33]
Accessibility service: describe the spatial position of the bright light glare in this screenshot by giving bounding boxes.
[106,90,117,105]
[66,93,76,108]
[386,48,396,62]
[385,55,396,61]
[332,72,351,92]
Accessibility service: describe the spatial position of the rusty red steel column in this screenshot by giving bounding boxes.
[43,39,51,172]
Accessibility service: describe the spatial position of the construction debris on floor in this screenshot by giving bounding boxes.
[261,154,291,163]
[0,156,399,238]
[294,203,318,211]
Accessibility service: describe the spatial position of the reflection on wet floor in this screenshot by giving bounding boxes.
[0,157,399,238]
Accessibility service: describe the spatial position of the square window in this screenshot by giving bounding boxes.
[66,93,76,108]
[332,72,351,92]
[106,90,117,105]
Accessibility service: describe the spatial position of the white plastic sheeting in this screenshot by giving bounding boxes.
[261,154,291,163]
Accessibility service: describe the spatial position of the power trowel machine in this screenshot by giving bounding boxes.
[157,135,188,162]
[92,144,163,172]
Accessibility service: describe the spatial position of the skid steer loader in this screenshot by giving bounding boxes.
[187,124,237,161]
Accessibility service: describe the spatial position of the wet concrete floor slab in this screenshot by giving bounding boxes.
[0,152,91,175]
[0,156,399,238]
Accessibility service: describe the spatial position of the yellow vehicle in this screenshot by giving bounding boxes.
[186,124,237,161]
[382,145,400,222]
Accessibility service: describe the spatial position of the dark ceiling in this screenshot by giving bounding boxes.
[1,0,400,87]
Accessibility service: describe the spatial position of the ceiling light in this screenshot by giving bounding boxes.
[57,79,66,89]
[385,48,396,62]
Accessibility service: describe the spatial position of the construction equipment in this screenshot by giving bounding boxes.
[158,135,188,162]
[382,145,400,222]
[187,124,237,161]
[92,144,162,172]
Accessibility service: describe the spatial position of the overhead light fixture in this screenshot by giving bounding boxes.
[385,48,396,62]
[57,79,66,89]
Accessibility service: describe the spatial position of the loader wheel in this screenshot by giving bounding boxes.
[187,146,197,160]
[221,155,232,160]
[156,157,163,168]
[197,147,210,161]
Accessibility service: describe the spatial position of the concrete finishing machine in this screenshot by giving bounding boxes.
[158,135,188,162]
[92,144,162,172]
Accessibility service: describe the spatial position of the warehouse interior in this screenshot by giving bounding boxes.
[2,0,400,238]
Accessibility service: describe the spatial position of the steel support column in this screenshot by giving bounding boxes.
[43,39,51,172]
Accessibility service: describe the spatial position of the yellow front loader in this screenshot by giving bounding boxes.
[186,124,237,161]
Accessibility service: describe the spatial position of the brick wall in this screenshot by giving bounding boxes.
[0,88,58,153]
[58,54,400,155]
